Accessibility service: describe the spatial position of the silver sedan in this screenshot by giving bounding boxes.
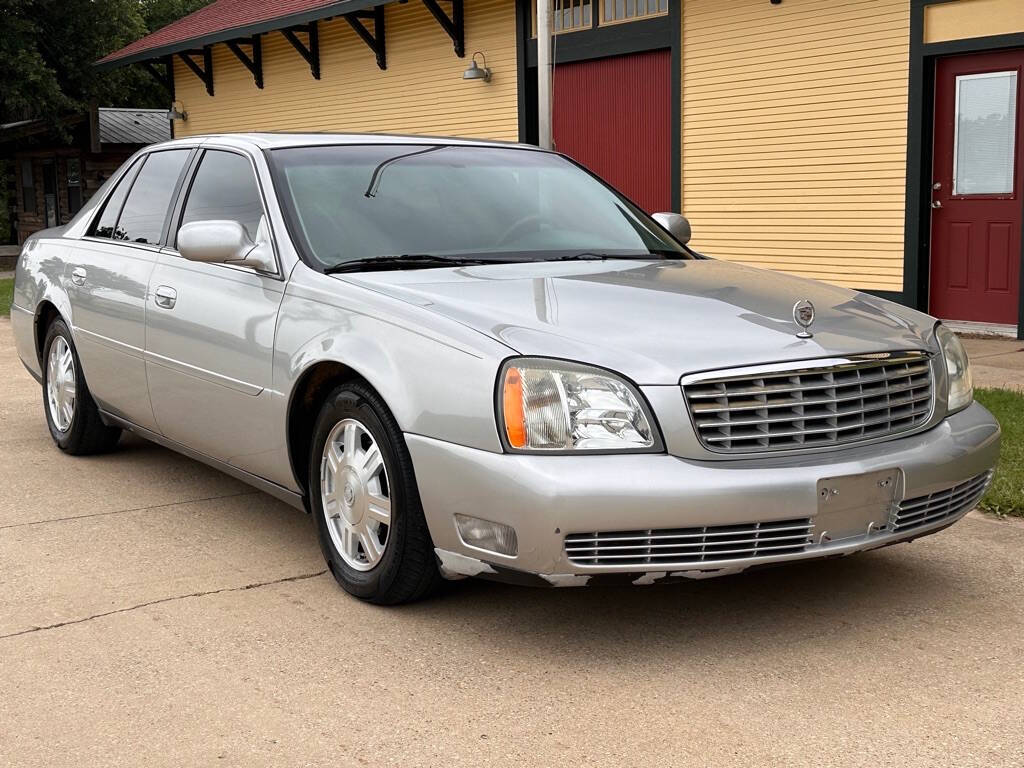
[11,134,1000,603]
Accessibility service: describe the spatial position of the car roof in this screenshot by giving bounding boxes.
[146,132,543,152]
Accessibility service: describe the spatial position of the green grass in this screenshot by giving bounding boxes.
[0,277,12,317]
[975,387,1024,517]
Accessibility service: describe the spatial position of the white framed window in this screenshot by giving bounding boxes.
[952,70,1018,196]
[601,0,668,25]
[534,0,593,35]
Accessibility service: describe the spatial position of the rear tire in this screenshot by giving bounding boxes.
[310,381,441,604]
[42,318,121,455]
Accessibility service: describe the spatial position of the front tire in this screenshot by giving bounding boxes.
[42,318,121,455]
[310,382,440,604]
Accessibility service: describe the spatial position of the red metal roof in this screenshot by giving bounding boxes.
[98,0,375,67]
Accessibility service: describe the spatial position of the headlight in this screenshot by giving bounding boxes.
[498,358,658,452]
[936,324,973,414]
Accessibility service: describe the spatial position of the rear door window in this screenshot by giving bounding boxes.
[114,150,191,245]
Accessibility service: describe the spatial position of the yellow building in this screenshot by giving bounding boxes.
[99,0,1024,336]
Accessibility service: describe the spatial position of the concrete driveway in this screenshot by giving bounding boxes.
[963,336,1024,391]
[2,318,1024,768]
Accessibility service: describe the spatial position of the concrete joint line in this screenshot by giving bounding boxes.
[0,490,261,531]
[0,569,328,641]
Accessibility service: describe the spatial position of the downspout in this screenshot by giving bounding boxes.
[536,0,552,149]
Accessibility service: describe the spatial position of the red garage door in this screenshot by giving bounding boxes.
[552,49,672,213]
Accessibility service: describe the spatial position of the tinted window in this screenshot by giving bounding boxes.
[90,158,142,239]
[179,150,264,242]
[116,150,191,244]
[269,145,685,269]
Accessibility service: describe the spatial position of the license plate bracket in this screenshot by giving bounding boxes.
[815,468,901,543]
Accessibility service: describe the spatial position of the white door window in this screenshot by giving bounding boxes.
[953,70,1018,196]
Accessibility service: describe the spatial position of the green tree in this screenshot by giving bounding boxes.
[0,0,209,124]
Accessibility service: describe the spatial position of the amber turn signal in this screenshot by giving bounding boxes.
[502,366,527,448]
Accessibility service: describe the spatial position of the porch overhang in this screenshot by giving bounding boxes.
[95,0,392,70]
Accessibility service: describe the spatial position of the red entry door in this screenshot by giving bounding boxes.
[930,50,1024,324]
[552,49,672,213]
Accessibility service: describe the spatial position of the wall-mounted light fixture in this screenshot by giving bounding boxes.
[462,52,492,83]
[168,101,188,121]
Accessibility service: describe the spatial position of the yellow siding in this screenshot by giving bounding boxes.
[925,0,1024,44]
[173,0,517,140]
[681,0,910,291]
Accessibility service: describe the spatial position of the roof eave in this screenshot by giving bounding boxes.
[95,0,388,70]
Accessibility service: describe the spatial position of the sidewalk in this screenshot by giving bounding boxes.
[962,336,1024,391]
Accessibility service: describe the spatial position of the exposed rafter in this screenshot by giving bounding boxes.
[226,35,264,89]
[421,0,464,57]
[346,7,386,70]
[178,47,214,96]
[281,22,320,80]
[142,56,174,97]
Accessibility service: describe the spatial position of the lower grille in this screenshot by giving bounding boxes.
[564,518,813,567]
[893,471,993,533]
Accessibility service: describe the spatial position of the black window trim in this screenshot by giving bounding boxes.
[20,157,37,214]
[83,147,196,251]
[164,144,282,279]
[65,156,83,216]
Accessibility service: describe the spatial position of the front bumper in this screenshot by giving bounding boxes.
[407,401,1000,585]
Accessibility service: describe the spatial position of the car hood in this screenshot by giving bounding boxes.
[339,259,937,384]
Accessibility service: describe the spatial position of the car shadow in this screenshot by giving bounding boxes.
[394,549,968,664]
[100,435,974,666]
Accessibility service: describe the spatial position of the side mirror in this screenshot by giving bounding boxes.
[178,219,276,273]
[652,212,691,245]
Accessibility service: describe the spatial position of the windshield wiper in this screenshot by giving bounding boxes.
[364,146,445,198]
[324,254,496,274]
[544,251,685,262]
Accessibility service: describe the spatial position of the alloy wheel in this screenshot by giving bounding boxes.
[320,418,392,571]
[46,336,76,432]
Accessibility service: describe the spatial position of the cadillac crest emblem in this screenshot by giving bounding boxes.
[793,299,815,339]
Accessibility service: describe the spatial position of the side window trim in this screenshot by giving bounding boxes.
[157,147,199,247]
[166,148,204,250]
[168,146,282,278]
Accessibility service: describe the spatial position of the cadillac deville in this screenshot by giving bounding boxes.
[11,134,1000,603]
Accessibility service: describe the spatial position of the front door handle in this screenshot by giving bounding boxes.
[154,285,177,309]
[70,267,87,286]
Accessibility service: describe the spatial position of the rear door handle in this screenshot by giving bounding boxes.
[154,285,177,309]
[70,267,87,286]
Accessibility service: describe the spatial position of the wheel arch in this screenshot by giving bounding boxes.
[34,300,67,366]
[285,359,387,508]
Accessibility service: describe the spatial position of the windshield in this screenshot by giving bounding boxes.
[267,144,687,270]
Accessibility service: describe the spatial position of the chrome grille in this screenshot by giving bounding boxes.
[564,518,813,566]
[683,353,933,453]
[893,472,992,533]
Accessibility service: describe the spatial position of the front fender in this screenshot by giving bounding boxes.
[275,287,513,459]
